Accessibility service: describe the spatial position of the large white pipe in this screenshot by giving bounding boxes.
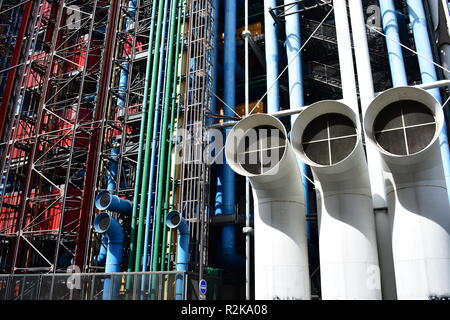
[225,114,310,300]
[347,0,396,299]
[291,101,382,300]
[364,86,450,299]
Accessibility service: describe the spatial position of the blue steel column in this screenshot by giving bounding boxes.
[264,0,281,113]
[406,0,450,201]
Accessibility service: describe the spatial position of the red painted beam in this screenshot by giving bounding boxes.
[74,0,121,271]
[0,2,33,140]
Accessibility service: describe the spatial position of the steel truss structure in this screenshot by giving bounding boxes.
[179,0,214,278]
[83,0,155,271]
[0,0,114,274]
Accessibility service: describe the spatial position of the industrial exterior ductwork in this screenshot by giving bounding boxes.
[93,212,125,300]
[364,86,450,300]
[225,114,310,300]
[291,101,382,300]
[166,210,189,300]
[95,190,132,216]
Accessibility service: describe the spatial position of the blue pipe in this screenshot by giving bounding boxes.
[95,235,108,266]
[117,62,129,108]
[380,0,408,87]
[209,0,219,125]
[406,0,450,201]
[166,211,189,300]
[143,0,171,275]
[107,144,120,191]
[93,212,125,300]
[58,250,75,268]
[264,0,281,113]
[95,190,132,216]
[218,0,243,269]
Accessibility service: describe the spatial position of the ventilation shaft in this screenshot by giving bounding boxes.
[291,101,382,300]
[225,114,310,300]
[364,86,450,299]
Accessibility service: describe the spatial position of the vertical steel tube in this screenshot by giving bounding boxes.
[377,0,407,300]
[153,0,179,273]
[348,0,387,210]
[162,0,184,272]
[142,0,171,275]
[134,0,166,272]
[263,0,280,113]
[244,0,251,301]
[406,0,450,201]
[220,0,240,268]
[380,0,408,87]
[283,1,312,276]
[128,0,158,273]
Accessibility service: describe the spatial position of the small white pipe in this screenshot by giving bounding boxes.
[333,0,358,110]
[364,86,450,299]
[348,0,387,210]
[291,101,382,300]
[243,0,251,301]
[225,114,311,300]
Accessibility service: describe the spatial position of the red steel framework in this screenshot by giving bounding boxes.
[0,0,115,274]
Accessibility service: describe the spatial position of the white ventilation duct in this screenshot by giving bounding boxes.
[364,86,450,299]
[225,114,310,300]
[291,100,382,300]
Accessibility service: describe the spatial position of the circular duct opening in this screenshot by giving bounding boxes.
[301,113,357,166]
[373,100,436,156]
[99,192,111,208]
[170,214,181,227]
[97,214,110,232]
[236,125,287,175]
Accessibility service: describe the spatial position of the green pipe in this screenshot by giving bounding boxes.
[127,0,159,274]
[151,0,179,273]
[161,0,184,272]
[165,9,186,271]
[134,0,167,272]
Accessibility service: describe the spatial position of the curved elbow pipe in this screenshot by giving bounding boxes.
[94,235,108,266]
[364,86,450,299]
[291,101,382,300]
[166,211,189,300]
[93,212,125,300]
[95,190,132,216]
[225,114,310,300]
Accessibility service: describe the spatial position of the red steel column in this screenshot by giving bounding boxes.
[74,0,121,271]
[0,2,33,140]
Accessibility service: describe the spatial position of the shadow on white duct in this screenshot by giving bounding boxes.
[364,86,450,300]
[291,100,382,300]
[225,114,311,300]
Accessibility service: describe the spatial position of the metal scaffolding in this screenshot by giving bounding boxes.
[179,0,214,277]
[0,0,112,274]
